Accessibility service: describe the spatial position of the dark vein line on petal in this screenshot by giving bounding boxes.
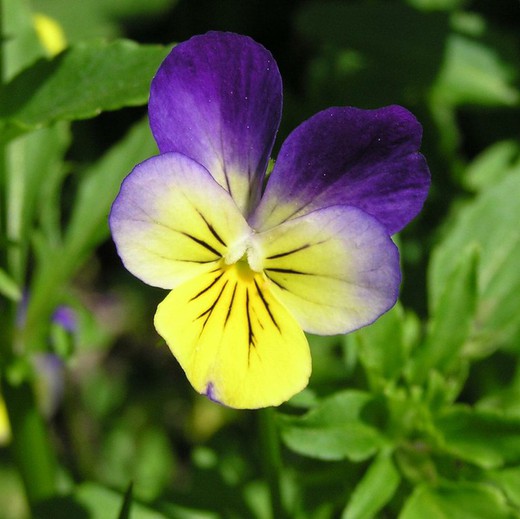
[190,272,224,302]
[175,259,217,264]
[245,289,255,365]
[265,267,311,275]
[265,240,328,260]
[266,275,377,310]
[195,208,226,247]
[196,280,229,334]
[139,247,217,264]
[218,127,233,196]
[265,243,313,260]
[266,268,349,282]
[224,283,237,327]
[125,211,221,258]
[265,273,288,291]
[253,279,280,333]
[181,231,221,257]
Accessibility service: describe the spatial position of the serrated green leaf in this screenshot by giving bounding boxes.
[429,172,520,354]
[279,390,385,461]
[0,39,171,141]
[435,406,520,469]
[342,450,400,519]
[409,246,478,384]
[399,482,517,519]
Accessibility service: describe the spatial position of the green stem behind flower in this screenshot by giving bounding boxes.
[258,407,287,519]
[3,379,58,505]
[0,4,58,506]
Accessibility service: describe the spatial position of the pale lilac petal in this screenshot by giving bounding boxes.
[109,152,250,289]
[255,205,401,335]
[251,106,430,234]
[149,32,282,215]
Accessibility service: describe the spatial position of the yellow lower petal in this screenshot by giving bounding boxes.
[154,261,311,409]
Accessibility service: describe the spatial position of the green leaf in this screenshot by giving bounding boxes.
[279,390,385,461]
[477,369,520,416]
[464,140,520,192]
[296,1,449,107]
[342,450,400,519]
[409,246,478,384]
[117,482,134,519]
[434,406,520,469]
[33,482,169,519]
[32,0,175,43]
[0,268,22,301]
[6,124,71,283]
[100,421,175,502]
[433,33,519,107]
[0,39,171,141]
[489,466,520,509]
[399,482,516,519]
[3,0,45,80]
[23,118,156,351]
[351,303,407,384]
[429,172,520,354]
[63,117,157,264]
[404,0,465,10]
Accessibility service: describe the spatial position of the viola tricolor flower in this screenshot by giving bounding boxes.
[110,32,429,409]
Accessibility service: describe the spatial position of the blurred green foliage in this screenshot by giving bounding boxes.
[1,0,520,518]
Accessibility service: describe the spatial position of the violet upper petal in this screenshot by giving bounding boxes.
[251,105,430,234]
[149,32,283,215]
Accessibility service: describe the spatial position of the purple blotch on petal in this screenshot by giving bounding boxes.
[204,382,219,403]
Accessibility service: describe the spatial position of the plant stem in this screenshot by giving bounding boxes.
[0,4,57,506]
[258,407,286,519]
[2,379,58,505]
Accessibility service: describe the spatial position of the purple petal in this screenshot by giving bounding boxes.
[149,32,282,215]
[52,306,77,332]
[251,106,430,234]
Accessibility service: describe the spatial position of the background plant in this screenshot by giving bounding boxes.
[1,0,520,518]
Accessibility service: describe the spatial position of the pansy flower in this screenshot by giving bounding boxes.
[110,32,429,409]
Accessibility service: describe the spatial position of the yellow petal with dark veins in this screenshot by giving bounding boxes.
[154,262,311,409]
